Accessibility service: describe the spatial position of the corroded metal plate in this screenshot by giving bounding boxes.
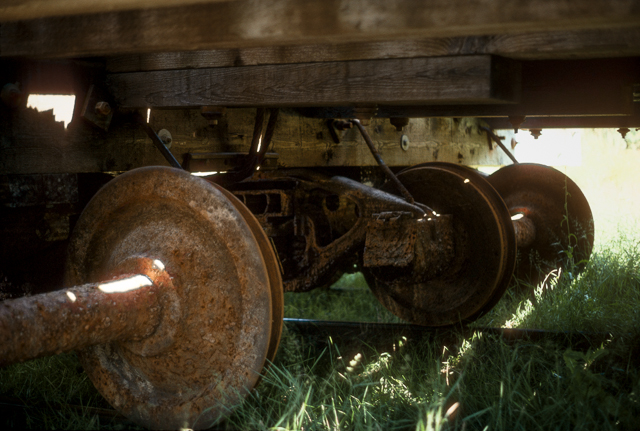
[488,163,594,286]
[65,167,273,430]
[366,163,516,327]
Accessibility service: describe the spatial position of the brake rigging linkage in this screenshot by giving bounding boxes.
[134,113,183,169]
[480,126,519,164]
[351,119,417,205]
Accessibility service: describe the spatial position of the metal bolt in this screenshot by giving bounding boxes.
[157,129,173,148]
[200,106,226,127]
[94,101,112,117]
[508,115,526,133]
[390,117,409,132]
[1,83,22,108]
[617,127,630,139]
[400,135,410,151]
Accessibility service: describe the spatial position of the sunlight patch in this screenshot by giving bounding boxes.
[27,94,76,128]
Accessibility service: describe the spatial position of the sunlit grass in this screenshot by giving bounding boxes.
[475,231,640,333]
[2,232,640,430]
[0,353,132,430]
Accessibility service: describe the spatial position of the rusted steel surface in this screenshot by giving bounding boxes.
[0,261,165,367]
[232,187,293,229]
[365,162,516,327]
[488,163,594,286]
[512,215,537,249]
[65,166,275,430]
[250,169,428,292]
[363,212,418,267]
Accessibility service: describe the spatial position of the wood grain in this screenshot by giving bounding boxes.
[1,0,639,58]
[106,28,640,73]
[0,107,509,174]
[299,57,640,117]
[0,0,233,21]
[107,55,521,108]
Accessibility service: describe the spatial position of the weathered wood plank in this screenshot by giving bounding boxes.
[106,28,640,73]
[300,57,640,117]
[0,0,233,22]
[107,55,520,108]
[2,0,640,58]
[0,107,509,174]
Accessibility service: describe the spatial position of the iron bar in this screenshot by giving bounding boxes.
[134,114,183,169]
[352,119,416,204]
[480,126,519,164]
[247,107,266,157]
[512,214,536,248]
[256,108,280,168]
[0,275,162,367]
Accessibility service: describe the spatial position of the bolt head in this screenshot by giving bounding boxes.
[401,135,410,151]
[94,101,112,117]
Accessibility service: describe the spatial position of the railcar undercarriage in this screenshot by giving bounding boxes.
[1,1,638,428]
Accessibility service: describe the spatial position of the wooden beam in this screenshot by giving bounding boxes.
[299,58,640,117]
[482,115,640,130]
[107,55,520,108]
[2,0,640,58]
[0,107,509,174]
[106,28,640,73]
[0,0,233,22]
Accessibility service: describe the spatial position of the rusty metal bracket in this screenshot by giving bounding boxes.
[364,211,418,267]
[248,169,430,292]
[325,119,341,144]
[325,119,353,144]
[81,84,114,131]
[480,126,519,164]
[232,108,280,180]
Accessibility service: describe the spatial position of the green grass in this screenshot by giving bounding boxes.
[0,353,135,430]
[475,233,640,333]
[2,234,640,430]
[284,272,402,323]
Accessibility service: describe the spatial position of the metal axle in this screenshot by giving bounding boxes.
[512,213,537,249]
[0,257,173,368]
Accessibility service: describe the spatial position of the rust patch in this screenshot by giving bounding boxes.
[365,163,516,327]
[363,212,417,267]
[64,167,273,430]
[0,258,165,367]
[488,163,594,286]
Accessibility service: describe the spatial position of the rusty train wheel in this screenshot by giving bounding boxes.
[209,182,284,365]
[65,167,274,430]
[487,163,595,287]
[365,162,516,327]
